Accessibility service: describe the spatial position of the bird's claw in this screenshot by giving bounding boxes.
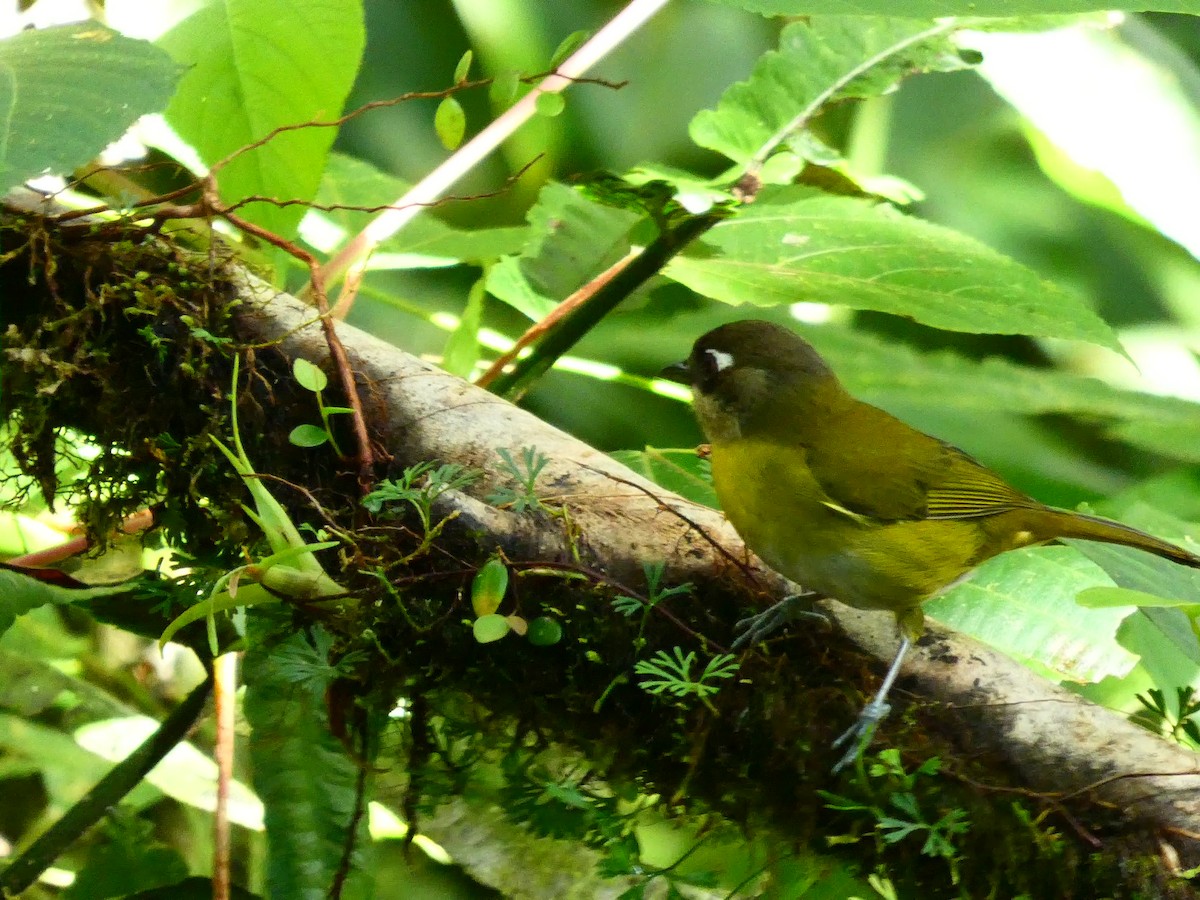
[830,698,891,774]
[731,591,826,650]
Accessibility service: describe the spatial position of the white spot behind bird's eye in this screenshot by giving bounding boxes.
[705,349,735,372]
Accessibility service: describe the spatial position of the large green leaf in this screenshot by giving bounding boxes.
[63,820,188,900]
[691,18,968,166]
[0,713,161,811]
[925,546,1137,683]
[485,182,644,320]
[721,1,1200,14]
[789,324,1200,462]
[0,569,133,639]
[664,186,1120,348]
[75,716,264,829]
[159,0,365,241]
[0,23,181,195]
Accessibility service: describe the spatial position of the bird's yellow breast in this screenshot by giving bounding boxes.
[709,437,986,618]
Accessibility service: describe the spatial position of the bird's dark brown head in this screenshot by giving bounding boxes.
[663,320,840,442]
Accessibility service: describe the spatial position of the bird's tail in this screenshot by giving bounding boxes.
[1040,509,1200,568]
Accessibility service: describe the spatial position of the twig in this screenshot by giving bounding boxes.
[486,210,724,399]
[212,654,238,900]
[474,248,638,389]
[311,0,674,310]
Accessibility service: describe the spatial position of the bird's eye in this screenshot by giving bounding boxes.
[694,348,735,389]
[704,348,734,374]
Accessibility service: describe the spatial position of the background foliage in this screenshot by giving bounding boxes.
[5,0,1200,897]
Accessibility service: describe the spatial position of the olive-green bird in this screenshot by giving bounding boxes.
[664,319,1200,772]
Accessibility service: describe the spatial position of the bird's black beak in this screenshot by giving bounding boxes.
[658,359,692,385]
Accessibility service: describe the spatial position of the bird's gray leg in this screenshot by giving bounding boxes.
[831,634,912,774]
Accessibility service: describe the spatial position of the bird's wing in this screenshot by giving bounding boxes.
[922,446,1034,520]
[803,404,1032,523]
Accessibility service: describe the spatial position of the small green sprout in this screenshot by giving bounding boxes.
[820,750,971,884]
[362,461,481,556]
[613,562,693,651]
[634,647,739,712]
[488,446,551,513]
[159,356,345,655]
[466,556,562,646]
[288,358,354,454]
[1135,686,1200,746]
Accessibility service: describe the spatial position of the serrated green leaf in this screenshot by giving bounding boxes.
[434,96,466,150]
[485,182,643,320]
[690,18,966,167]
[0,23,182,195]
[159,0,365,242]
[926,545,1136,682]
[664,186,1119,348]
[291,357,328,392]
[244,630,370,898]
[609,448,718,509]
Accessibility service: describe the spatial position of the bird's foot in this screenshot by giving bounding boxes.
[731,591,826,650]
[830,698,892,775]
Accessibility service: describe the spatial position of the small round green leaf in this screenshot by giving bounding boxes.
[289,424,330,448]
[549,30,589,70]
[292,358,328,393]
[473,613,510,644]
[454,49,473,84]
[435,97,467,150]
[527,617,563,646]
[534,92,565,118]
[490,70,520,109]
[472,557,509,617]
